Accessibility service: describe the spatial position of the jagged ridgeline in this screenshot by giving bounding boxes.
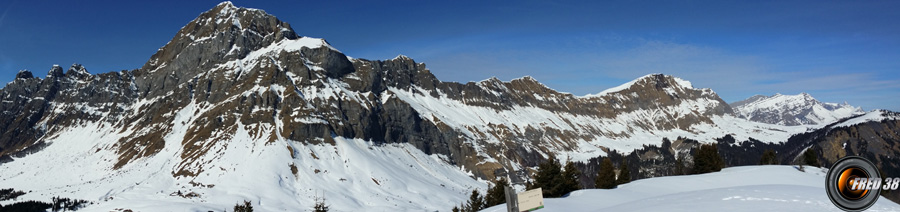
[2,1,900,210]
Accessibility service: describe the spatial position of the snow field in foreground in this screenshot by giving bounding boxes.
[483,165,900,212]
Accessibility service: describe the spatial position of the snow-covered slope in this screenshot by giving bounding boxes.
[483,166,900,212]
[833,109,900,128]
[0,119,483,211]
[731,93,864,126]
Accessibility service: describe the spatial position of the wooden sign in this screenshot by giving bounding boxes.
[516,188,544,211]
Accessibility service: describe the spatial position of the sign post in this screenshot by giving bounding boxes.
[505,186,518,212]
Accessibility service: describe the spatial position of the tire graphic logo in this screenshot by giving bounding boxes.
[826,156,881,211]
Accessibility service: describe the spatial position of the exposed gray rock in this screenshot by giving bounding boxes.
[15,70,33,79]
[46,65,64,78]
[0,64,137,158]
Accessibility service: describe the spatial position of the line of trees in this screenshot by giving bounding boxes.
[450,142,808,211]
[0,189,92,212]
[233,194,330,212]
[0,188,26,201]
[452,155,584,211]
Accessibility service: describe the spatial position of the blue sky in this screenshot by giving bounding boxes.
[1,0,898,111]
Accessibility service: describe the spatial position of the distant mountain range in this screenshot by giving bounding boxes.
[1,2,898,211]
[730,93,864,126]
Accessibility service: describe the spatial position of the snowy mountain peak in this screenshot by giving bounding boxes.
[134,2,351,98]
[141,1,301,73]
[216,1,235,8]
[391,54,413,61]
[589,74,695,97]
[515,75,536,81]
[509,76,544,86]
[730,93,864,126]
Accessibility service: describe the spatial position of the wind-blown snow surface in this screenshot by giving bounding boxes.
[483,166,900,212]
[0,119,483,211]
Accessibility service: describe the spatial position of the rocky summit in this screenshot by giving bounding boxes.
[1,2,899,211]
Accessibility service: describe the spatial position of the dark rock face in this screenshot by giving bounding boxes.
[15,71,33,79]
[47,65,64,78]
[64,64,91,80]
[0,64,138,158]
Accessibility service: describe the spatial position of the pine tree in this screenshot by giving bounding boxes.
[559,161,582,196]
[313,198,329,212]
[311,192,329,212]
[452,206,460,212]
[616,160,631,185]
[466,189,485,212]
[486,178,509,207]
[594,157,616,189]
[759,149,778,165]
[528,156,584,197]
[674,154,686,175]
[234,200,253,212]
[692,144,724,174]
[803,149,820,167]
[530,156,562,197]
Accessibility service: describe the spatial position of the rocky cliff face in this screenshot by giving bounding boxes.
[0,64,137,160]
[730,93,864,126]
